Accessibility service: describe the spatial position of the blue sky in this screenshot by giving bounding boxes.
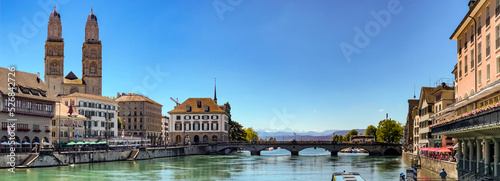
[0,0,468,132]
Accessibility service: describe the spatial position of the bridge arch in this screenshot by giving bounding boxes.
[383,148,401,155]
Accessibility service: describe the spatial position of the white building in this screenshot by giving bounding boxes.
[162,115,169,144]
[60,93,118,141]
[168,98,229,144]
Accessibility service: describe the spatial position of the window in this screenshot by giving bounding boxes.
[471,50,475,70]
[479,69,482,85]
[128,118,131,123]
[211,115,219,120]
[204,105,210,112]
[194,116,200,120]
[196,100,201,108]
[487,64,491,81]
[478,15,482,35]
[497,26,500,50]
[487,5,491,27]
[185,116,191,120]
[37,103,42,111]
[459,60,462,78]
[487,34,491,57]
[202,115,209,120]
[465,56,468,74]
[497,57,500,74]
[464,32,468,49]
[479,42,483,63]
[176,116,181,120]
[175,122,181,131]
[27,102,32,110]
[101,122,104,127]
[186,106,192,112]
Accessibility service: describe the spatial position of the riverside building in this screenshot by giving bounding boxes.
[168,98,230,144]
[431,0,500,178]
[116,93,163,144]
[0,68,57,149]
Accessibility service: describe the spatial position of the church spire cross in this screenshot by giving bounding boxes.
[214,78,217,104]
[54,4,56,10]
[91,7,93,13]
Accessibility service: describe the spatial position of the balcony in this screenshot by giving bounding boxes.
[431,105,500,138]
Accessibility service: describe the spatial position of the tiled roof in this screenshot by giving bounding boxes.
[116,93,162,106]
[168,98,224,114]
[65,71,79,80]
[0,67,57,102]
[63,92,115,103]
[421,87,438,104]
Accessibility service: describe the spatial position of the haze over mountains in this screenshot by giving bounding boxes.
[256,129,367,141]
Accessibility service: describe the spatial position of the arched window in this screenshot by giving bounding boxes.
[90,62,97,74]
[70,87,78,94]
[91,49,97,58]
[51,62,58,73]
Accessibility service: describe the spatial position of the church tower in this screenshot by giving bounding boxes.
[44,5,65,95]
[82,8,102,96]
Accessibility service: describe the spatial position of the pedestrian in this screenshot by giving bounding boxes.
[439,168,447,181]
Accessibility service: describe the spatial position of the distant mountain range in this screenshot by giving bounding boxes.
[256,129,366,141]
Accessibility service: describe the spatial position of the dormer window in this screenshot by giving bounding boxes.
[186,106,192,112]
[204,105,210,112]
[197,100,201,108]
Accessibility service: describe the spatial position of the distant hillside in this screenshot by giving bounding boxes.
[256,129,366,141]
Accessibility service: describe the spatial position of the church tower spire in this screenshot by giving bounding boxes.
[82,7,102,96]
[214,78,217,104]
[44,5,65,95]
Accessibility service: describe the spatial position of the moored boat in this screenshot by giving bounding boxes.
[331,172,366,181]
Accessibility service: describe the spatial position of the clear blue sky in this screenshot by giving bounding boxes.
[0,0,468,132]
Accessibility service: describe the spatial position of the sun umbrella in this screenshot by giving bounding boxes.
[97,141,107,144]
[1,142,9,145]
[33,142,40,145]
[67,142,76,145]
[76,142,85,145]
[15,142,20,145]
[22,142,30,145]
[439,147,452,153]
[43,142,50,145]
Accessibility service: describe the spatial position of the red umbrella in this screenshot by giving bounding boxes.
[439,147,452,153]
[420,147,428,151]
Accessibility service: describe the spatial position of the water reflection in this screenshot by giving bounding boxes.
[3,149,445,181]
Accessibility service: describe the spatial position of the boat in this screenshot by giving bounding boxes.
[331,172,366,181]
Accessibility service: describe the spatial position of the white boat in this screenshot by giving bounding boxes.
[331,172,366,181]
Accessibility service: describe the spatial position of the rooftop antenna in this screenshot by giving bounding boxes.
[214,78,217,104]
[413,83,416,99]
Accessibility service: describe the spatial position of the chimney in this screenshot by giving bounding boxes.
[117,92,121,98]
[468,0,476,9]
[36,72,41,83]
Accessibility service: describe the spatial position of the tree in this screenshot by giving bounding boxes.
[365,125,377,138]
[229,120,247,141]
[117,117,123,130]
[332,135,339,142]
[343,129,358,142]
[376,119,404,143]
[244,127,259,142]
[339,135,343,142]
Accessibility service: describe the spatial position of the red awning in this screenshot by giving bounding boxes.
[420,147,428,151]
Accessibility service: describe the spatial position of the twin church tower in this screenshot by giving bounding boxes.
[44,6,102,96]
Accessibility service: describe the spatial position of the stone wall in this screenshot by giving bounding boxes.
[0,145,208,168]
[402,152,458,180]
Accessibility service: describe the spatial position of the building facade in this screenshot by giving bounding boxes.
[52,103,87,143]
[431,0,500,178]
[44,7,102,96]
[0,68,56,149]
[116,93,162,144]
[404,99,418,152]
[60,93,117,141]
[162,115,169,145]
[416,87,438,149]
[168,98,229,144]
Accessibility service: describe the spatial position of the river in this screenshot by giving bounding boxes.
[3,148,444,180]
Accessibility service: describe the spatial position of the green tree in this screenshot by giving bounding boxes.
[365,125,377,138]
[344,133,351,141]
[244,127,259,142]
[348,129,358,136]
[229,120,247,141]
[376,119,404,143]
[117,117,123,129]
[332,135,339,142]
[343,129,358,142]
[339,135,343,142]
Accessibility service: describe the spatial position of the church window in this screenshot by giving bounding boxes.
[91,50,97,58]
[51,62,58,73]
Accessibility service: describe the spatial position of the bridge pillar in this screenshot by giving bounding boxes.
[331,151,338,156]
[250,151,260,156]
[291,151,299,156]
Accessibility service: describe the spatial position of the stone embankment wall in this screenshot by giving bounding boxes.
[0,145,209,168]
[402,152,458,180]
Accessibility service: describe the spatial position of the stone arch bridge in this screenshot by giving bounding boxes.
[209,141,402,156]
